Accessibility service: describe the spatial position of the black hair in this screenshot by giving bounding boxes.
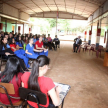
[16,36,23,45]
[28,55,50,91]
[1,37,7,50]
[0,57,21,83]
[9,37,15,44]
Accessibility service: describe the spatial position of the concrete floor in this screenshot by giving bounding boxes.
[1,41,108,108]
[46,41,108,108]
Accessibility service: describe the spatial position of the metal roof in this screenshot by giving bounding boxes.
[1,0,107,20]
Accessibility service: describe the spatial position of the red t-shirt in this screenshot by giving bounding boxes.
[0,72,23,105]
[10,44,16,52]
[21,72,55,108]
[35,41,43,49]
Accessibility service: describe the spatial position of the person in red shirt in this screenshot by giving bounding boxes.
[21,55,61,108]
[9,38,30,69]
[0,57,23,105]
[35,36,48,56]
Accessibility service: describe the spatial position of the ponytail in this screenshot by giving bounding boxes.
[28,59,40,91]
[28,55,50,91]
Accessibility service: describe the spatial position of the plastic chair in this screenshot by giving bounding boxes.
[86,44,96,55]
[80,43,89,52]
[95,45,103,58]
[0,82,24,108]
[19,87,58,108]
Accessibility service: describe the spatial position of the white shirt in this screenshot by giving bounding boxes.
[29,43,32,47]
[76,38,80,44]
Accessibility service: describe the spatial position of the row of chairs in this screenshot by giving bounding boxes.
[0,82,59,108]
[78,43,104,58]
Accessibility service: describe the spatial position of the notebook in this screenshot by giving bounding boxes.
[54,82,71,105]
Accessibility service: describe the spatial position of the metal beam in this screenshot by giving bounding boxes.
[43,0,51,11]
[53,0,59,11]
[30,11,88,20]
[64,0,67,12]
[15,0,37,14]
[74,0,77,13]
[31,0,44,12]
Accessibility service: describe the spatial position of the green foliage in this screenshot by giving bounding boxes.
[45,18,56,28]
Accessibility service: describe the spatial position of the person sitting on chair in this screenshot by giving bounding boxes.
[0,57,23,105]
[25,38,43,59]
[53,35,60,50]
[10,38,30,69]
[21,55,61,108]
[0,37,28,71]
[73,36,82,53]
[47,34,56,50]
[35,36,48,56]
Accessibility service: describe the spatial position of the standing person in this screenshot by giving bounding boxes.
[35,36,48,56]
[25,38,42,59]
[53,35,60,49]
[47,34,55,50]
[0,57,23,105]
[21,55,61,108]
[73,36,82,53]
[10,38,30,69]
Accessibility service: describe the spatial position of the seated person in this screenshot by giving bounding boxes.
[33,35,37,44]
[73,36,82,53]
[10,38,30,69]
[35,36,48,56]
[47,34,55,50]
[0,37,28,71]
[0,57,23,104]
[25,38,42,59]
[53,35,60,49]
[16,36,23,48]
[21,55,61,108]
[43,35,49,48]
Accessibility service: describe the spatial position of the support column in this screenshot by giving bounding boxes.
[106,30,108,50]
[29,27,31,34]
[84,31,87,42]
[5,20,7,32]
[23,23,24,34]
[0,23,3,32]
[18,26,21,34]
[0,17,1,23]
[56,18,57,35]
[88,30,92,45]
[96,28,101,48]
[15,21,17,33]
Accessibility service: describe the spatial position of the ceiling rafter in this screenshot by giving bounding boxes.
[15,0,37,14]
[31,0,44,12]
[64,0,67,12]
[1,0,29,15]
[43,0,51,11]
[74,0,77,13]
[30,11,88,19]
[81,0,90,15]
[53,0,59,11]
[81,0,106,6]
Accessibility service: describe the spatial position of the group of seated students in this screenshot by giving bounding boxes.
[0,31,60,71]
[0,56,61,108]
[0,31,62,108]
